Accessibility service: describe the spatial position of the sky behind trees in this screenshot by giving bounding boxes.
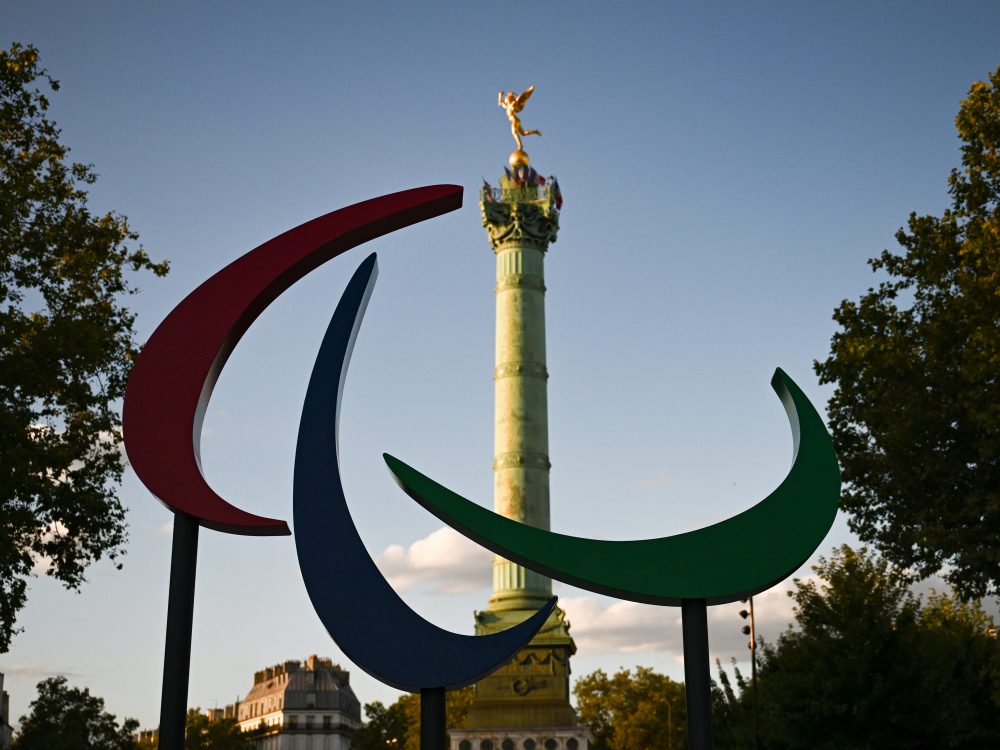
[3,0,1000,730]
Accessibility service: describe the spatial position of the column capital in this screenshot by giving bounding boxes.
[480,178,561,251]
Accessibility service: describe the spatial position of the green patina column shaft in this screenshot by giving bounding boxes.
[489,185,555,612]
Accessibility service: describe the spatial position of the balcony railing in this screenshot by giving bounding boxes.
[480,183,557,206]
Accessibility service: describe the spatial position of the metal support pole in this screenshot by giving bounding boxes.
[749,596,759,750]
[682,598,712,750]
[420,687,446,750]
[158,512,199,750]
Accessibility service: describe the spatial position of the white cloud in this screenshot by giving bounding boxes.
[561,597,681,653]
[5,664,80,680]
[707,581,804,659]
[136,520,175,538]
[562,573,999,663]
[558,579,806,659]
[632,471,669,490]
[30,521,70,574]
[376,526,492,594]
[373,524,815,656]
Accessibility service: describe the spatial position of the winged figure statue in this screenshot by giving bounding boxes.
[499,85,542,152]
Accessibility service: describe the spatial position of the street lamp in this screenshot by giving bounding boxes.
[739,598,759,750]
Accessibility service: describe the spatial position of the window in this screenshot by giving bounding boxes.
[323,716,332,730]
[544,739,558,750]
[306,716,314,730]
[502,739,515,750]
[288,716,298,730]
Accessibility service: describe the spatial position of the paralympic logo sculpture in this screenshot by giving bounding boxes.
[123,184,839,750]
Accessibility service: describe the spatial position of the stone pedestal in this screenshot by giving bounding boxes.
[465,608,576,730]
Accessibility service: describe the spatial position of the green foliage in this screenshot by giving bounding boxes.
[400,687,473,750]
[713,546,1000,749]
[712,658,752,747]
[12,676,138,750]
[0,42,168,652]
[352,700,411,750]
[573,667,685,750]
[353,687,473,750]
[815,65,1000,599]
[183,709,246,750]
[132,710,246,749]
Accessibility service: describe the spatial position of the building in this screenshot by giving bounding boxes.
[205,703,239,721]
[221,655,360,750]
[450,145,590,750]
[0,673,12,749]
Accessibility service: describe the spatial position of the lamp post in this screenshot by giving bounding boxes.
[739,598,759,750]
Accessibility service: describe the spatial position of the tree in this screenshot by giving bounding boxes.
[712,546,1000,749]
[132,709,245,750]
[573,667,686,750]
[815,65,1000,600]
[0,42,168,651]
[353,688,474,750]
[352,700,411,750]
[181,709,245,750]
[13,676,138,750]
[712,658,753,748]
[398,687,474,750]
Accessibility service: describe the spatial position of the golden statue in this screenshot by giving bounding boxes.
[499,85,541,166]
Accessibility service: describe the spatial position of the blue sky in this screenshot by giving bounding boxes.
[3,0,1000,731]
